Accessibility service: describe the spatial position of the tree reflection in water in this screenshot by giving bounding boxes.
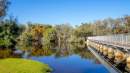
[0,43,100,64]
[30,43,97,61]
[0,49,22,58]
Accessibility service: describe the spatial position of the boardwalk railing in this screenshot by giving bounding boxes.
[87,34,130,50]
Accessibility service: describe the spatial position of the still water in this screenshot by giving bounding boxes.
[29,44,109,73]
[31,55,108,73]
[0,43,109,73]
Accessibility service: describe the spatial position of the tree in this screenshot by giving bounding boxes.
[55,24,73,47]
[74,23,93,37]
[0,0,9,19]
[43,27,57,45]
[0,17,21,49]
[124,15,130,33]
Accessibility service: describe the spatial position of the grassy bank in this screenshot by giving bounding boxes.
[0,58,52,73]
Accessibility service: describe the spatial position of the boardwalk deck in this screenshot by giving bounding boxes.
[87,34,130,51]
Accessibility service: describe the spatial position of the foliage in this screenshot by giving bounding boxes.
[31,47,54,56]
[75,16,130,36]
[54,24,73,46]
[0,0,10,19]
[0,18,24,48]
[74,23,93,37]
[0,39,12,47]
[1,15,130,51]
[43,27,57,45]
[0,49,12,58]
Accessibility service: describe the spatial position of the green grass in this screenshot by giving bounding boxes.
[0,58,52,73]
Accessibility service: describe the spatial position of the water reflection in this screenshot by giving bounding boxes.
[0,43,109,73]
[30,43,108,73]
[0,49,21,58]
[29,43,94,59]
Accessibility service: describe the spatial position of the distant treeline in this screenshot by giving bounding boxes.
[76,15,130,36]
[0,15,130,50]
[0,0,130,50]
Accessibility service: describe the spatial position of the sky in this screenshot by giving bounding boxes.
[8,0,130,26]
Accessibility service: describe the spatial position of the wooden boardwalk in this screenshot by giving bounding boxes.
[87,34,130,51]
[88,46,122,73]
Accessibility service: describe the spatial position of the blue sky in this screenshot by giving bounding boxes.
[8,0,130,26]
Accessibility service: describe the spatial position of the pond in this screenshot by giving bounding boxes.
[0,43,109,73]
[28,43,109,73]
[31,55,109,73]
